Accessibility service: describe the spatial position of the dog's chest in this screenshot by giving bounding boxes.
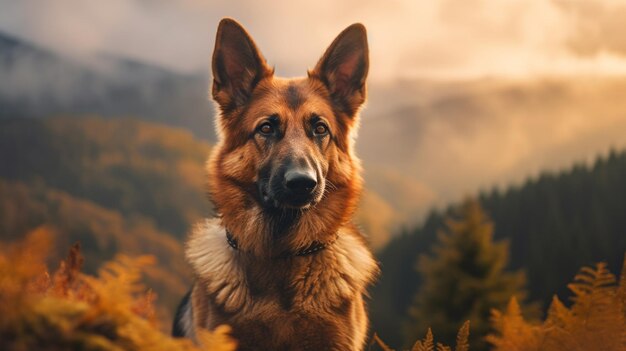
[186,220,378,350]
[202,258,361,350]
[215,297,357,351]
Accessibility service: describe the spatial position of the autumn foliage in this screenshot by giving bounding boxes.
[372,255,626,351]
[0,227,236,351]
[2,220,625,350]
[487,259,626,351]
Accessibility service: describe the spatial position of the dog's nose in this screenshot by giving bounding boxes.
[284,169,317,194]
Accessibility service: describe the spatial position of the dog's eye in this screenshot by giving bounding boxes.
[259,123,274,135]
[314,123,328,135]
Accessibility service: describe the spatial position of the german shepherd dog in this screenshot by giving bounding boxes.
[173,18,378,351]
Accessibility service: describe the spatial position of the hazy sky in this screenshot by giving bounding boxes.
[2,0,626,81]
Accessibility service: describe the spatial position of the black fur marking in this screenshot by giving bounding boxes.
[172,289,192,337]
[266,207,301,238]
[285,84,304,110]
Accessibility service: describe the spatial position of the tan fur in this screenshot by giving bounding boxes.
[180,18,377,350]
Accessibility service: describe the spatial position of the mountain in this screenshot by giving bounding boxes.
[0,31,215,140]
[0,117,212,236]
[369,148,626,345]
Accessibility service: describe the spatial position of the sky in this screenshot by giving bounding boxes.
[1,0,626,81]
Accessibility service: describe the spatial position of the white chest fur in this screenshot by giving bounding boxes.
[185,219,377,315]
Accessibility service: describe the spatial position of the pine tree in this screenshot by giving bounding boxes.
[405,198,527,351]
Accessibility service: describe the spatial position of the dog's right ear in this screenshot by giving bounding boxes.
[311,23,369,117]
[212,18,272,111]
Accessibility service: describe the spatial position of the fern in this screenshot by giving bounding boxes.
[487,297,543,351]
[375,323,468,351]
[411,328,434,351]
[197,326,238,351]
[455,321,470,351]
[488,255,626,351]
[0,227,53,322]
[50,242,84,297]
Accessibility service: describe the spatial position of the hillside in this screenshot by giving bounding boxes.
[0,117,212,322]
[370,148,626,345]
[0,117,211,236]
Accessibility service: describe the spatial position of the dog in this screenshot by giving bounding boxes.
[172,18,378,351]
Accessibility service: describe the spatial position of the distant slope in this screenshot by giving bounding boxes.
[370,149,626,345]
[0,179,189,321]
[0,117,213,323]
[0,117,211,237]
[0,31,215,140]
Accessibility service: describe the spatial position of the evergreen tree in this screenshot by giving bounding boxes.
[405,198,527,351]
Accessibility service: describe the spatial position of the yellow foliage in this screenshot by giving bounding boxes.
[454,321,470,351]
[0,228,237,351]
[411,328,434,351]
[4,228,625,351]
[373,323,470,351]
[0,226,52,323]
[487,256,626,351]
[376,255,626,351]
[197,326,238,351]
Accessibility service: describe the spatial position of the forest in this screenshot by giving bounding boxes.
[372,148,626,347]
[1,117,625,350]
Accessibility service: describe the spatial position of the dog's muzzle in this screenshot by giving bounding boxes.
[260,163,323,209]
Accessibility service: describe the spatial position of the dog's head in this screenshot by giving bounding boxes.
[207,18,368,254]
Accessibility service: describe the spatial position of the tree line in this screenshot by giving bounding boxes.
[370,149,626,347]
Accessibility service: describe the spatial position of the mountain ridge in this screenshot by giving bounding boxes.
[0,30,216,140]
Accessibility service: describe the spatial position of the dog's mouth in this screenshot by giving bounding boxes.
[260,186,321,210]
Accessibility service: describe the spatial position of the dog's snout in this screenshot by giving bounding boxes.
[284,169,317,194]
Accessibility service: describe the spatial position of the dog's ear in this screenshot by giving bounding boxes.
[311,23,369,116]
[212,18,272,111]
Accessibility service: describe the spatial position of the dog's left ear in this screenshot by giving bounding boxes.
[311,23,369,116]
[212,18,272,112]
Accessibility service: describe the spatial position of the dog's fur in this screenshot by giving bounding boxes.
[173,18,378,351]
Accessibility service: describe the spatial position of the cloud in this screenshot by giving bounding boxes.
[556,0,626,57]
[2,0,626,80]
[359,77,626,204]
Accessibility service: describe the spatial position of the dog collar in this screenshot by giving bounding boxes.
[225,230,328,258]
